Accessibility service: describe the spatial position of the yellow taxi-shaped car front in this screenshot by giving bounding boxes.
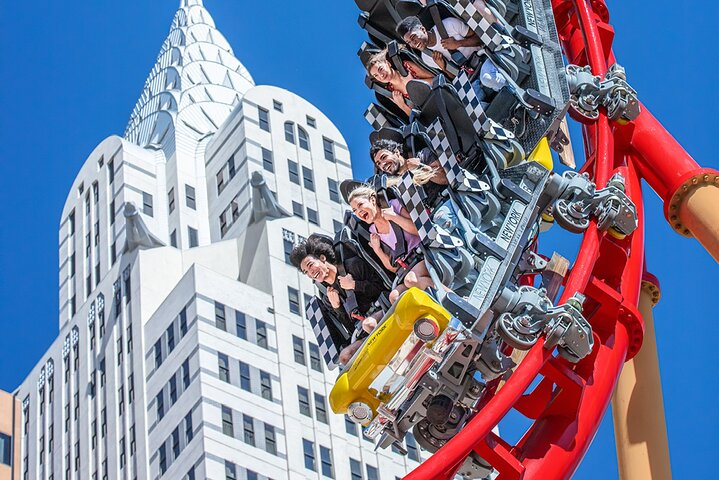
[329,288,453,425]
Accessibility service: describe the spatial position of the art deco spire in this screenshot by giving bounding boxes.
[124,0,254,149]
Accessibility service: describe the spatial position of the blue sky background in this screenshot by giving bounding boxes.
[0,1,717,478]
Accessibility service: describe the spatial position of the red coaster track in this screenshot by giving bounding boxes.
[404,0,716,478]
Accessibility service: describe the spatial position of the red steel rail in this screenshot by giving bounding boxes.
[404,0,713,478]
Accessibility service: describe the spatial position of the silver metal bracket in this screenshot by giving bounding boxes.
[552,171,639,236]
[566,63,640,123]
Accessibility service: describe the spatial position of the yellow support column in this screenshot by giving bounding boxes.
[667,172,719,263]
[612,274,672,479]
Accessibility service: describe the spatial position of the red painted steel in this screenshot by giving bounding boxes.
[403,0,713,477]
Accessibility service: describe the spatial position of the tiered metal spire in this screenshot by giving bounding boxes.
[124,0,254,149]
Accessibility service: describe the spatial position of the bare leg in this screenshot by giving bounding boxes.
[389,284,408,303]
[403,261,438,291]
[361,316,378,333]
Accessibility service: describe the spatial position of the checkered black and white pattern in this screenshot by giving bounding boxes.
[453,71,514,141]
[398,172,463,249]
[427,119,491,193]
[365,104,389,130]
[305,297,340,370]
[448,0,509,52]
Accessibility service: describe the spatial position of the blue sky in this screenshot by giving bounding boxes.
[0,1,717,478]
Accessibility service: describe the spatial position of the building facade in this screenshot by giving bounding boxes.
[0,390,21,480]
[13,1,423,480]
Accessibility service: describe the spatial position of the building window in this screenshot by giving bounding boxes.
[167,324,175,352]
[260,371,272,401]
[366,465,379,480]
[142,192,153,217]
[306,115,316,128]
[302,166,315,191]
[284,121,295,144]
[109,199,116,225]
[292,201,304,218]
[256,320,268,349]
[235,312,246,340]
[407,433,420,462]
[350,459,362,480]
[218,353,230,383]
[345,417,358,437]
[273,99,283,112]
[284,238,294,265]
[293,336,306,365]
[320,446,335,478]
[169,376,177,404]
[221,405,234,437]
[307,208,319,226]
[225,461,237,480]
[0,433,11,466]
[156,392,165,420]
[185,185,196,210]
[265,424,277,455]
[154,340,163,369]
[228,156,236,179]
[328,178,340,203]
[261,147,274,172]
[168,188,175,213]
[303,439,316,471]
[180,307,188,336]
[309,343,322,372]
[215,302,226,331]
[239,362,251,391]
[258,107,270,132]
[288,287,300,315]
[216,170,226,195]
[242,415,255,446]
[170,230,177,247]
[188,227,198,248]
[323,138,336,162]
[298,126,310,150]
[185,413,194,443]
[288,160,300,185]
[182,359,190,389]
[297,386,311,417]
[171,427,180,459]
[315,393,328,424]
[247,471,258,480]
[158,444,167,474]
[108,159,115,184]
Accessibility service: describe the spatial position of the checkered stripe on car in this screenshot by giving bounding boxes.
[449,0,509,52]
[365,103,389,130]
[453,70,513,141]
[427,119,491,193]
[397,172,463,249]
[305,297,340,370]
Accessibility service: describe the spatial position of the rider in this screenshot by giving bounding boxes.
[290,234,386,364]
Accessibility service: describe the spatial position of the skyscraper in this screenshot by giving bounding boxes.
[12,1,421,479]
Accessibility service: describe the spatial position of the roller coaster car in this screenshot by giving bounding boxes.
[356,0,570,157]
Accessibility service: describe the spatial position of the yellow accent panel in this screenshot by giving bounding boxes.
[328,288,452,416]
[528,137,553,171]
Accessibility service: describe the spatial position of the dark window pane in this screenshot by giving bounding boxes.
[258,107,270,132]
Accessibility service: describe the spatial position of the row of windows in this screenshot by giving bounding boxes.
[217,353,274,402]
[214,302,271,349]
[221,406,278,456]
[257,106,336,162]
[152,304,191,372]
[170,226,199,248]
[297,386,328,424]
[216,155,239,195]
[219,191,247,237]
[302,439,335,478]
[292,335,323,372]
[155,357,192,422]
[157,410,194,476]
[224,461,264,480]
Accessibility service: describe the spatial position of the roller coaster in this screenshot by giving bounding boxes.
[298,0,719,478]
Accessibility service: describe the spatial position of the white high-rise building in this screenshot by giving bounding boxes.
[12,2,424,479]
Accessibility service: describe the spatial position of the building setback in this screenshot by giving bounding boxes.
[13,1,423,479]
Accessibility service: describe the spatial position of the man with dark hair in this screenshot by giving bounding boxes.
[369,138,448,209]
[396,15,507,96]
[291,234,386,364]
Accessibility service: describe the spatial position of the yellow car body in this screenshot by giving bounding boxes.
[329,288,453,422]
